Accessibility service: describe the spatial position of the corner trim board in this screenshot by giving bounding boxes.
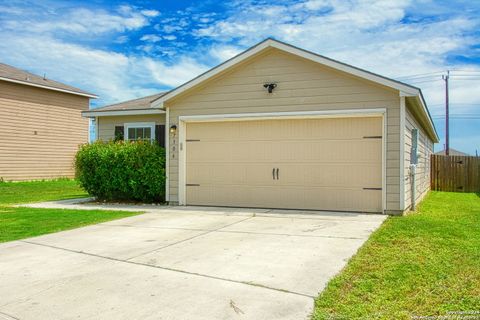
[165,107,170,202]
[399,96,406,211]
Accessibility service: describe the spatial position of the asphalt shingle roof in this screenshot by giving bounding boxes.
[89,92,168,112]
[0,62,96,98]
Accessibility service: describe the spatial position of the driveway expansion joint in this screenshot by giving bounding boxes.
[97,223,364,240]
[124,215,256,261]
[19,240,314,299]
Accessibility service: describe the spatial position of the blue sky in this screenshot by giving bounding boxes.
[0,0,479,154]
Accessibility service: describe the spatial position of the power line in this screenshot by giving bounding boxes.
[449,69,480,73]
[448,78,480,81]
[432,115,480,119]
[394,71,445,79]
[406,79,443,84]
[429,103,480,107]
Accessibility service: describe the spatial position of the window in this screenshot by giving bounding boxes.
[124,123,155,142]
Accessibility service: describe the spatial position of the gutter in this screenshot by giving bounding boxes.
[82,108,166,118]
[0,76,98,99]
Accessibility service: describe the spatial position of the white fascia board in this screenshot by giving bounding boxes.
[82,109,165,118]
[416,95,440,142]
[179,108,386,123]
[0,76,98,98]
[151,38,419,108]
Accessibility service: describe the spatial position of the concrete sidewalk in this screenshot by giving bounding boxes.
[1,200,387,319]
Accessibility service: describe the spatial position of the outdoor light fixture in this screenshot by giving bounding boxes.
[170,124,177,135]
[263,83,277,93]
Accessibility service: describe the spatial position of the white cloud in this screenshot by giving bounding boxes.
[191,0,480,153]
[141,9,160,17]
[162,25,184,33]
[140,34,162,42]
[114,35,130,44]
[209,45,242,62]
[0,34,207,105]
[145,57,208,87]
[1,0,478,152]
[2,5,154,35]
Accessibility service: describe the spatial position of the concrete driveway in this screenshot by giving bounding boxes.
[0,203,386,320]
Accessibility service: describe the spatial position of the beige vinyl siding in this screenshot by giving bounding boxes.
[97,114,166,141]
[404,105,434,209]
[0,81,89,181]
[167,48,402,212]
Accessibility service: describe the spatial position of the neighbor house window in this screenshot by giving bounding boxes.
[124,123,155,142]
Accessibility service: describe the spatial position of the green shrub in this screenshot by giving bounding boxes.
[75,141,166,202]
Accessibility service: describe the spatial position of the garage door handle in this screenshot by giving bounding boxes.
[276,168,279,180]
[272,168,276,180]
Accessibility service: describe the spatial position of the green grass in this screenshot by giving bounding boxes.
[0,179,141,243]
[0,206,139,242]
[0,179,88,205]
[313,192,480,320]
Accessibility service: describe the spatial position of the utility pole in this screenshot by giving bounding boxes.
[442,70,450,155]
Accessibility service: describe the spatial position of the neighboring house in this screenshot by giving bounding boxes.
[434,148,469,156]
[0,63,97,181]
[83,39,439,215]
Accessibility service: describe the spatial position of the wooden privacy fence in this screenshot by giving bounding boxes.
[431,155,480,192]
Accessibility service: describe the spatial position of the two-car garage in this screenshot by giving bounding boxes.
[183,115,383,213]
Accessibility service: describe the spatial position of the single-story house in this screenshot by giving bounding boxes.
[83,39,439,215]
[0,63,97,181]
[434,148,469,156]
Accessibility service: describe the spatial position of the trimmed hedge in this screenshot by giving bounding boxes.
[75,141,166,202]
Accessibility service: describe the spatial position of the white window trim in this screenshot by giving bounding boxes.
[124,122,156,142]
[177,108,387,213]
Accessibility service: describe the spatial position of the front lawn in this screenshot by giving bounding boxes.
[0,179,88,205]
[313,192,480,319]
[0,179,141,243]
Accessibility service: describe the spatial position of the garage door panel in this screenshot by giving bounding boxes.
[187,139,381,163]
[185,116,383,212]
[186,185,281,208]
[187,185,382,212]
[187,163,274,185]
[187,163,381,188]
[187,117,381,141]
[277,163,381,188]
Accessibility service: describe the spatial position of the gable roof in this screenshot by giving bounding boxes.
[434,148,470,156]
[151,38,439,142]
[82,92,167,117]
[0,63,97,98]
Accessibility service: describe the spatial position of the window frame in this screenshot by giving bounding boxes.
[124,122,156,142]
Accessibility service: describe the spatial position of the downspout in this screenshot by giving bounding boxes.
[409,164,416,210]
[95,116,99,141]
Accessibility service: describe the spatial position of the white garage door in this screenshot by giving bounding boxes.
[185,116,383,212]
